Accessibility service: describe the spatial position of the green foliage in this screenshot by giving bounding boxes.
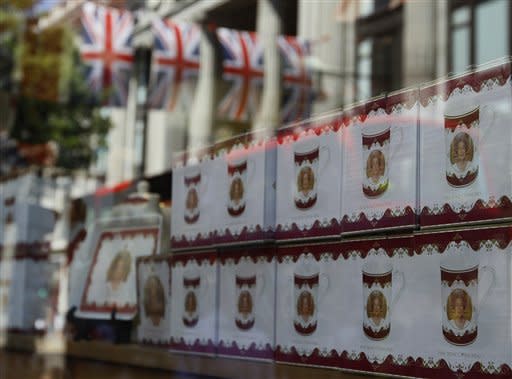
[3,14,112,171]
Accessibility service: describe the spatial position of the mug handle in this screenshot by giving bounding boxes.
[479,105,496,145]
[389,126,404,161]
[319,272,330,302]
[199,169,209,196]
[319,146,331,175]
[246,159,256,185]
[478,265,496,308]
[256,272,265,297]
[391,269,405,308]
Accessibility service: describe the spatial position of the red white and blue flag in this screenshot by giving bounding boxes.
[79,1,134,106]
[279,35,313,123]
[217,27,264,122]
[148,19,201,111]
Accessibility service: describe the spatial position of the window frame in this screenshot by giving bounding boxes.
[448,0,512,72]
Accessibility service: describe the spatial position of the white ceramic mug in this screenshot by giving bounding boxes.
[182,267,202,327]
[226,155,254,217]
[183,166,207,224]
[361,124,402,198]
[440,251,495,345]
[293,138,330,210]
[234,266,264,331]
[292,257,329,336]
[444,97,495,187]
[362,256,404,340]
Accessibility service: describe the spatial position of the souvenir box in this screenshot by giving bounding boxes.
[170,250,218,356]
[212,133,276,246]
[275,113,342,241]
[335,235,417,376]
[419,59,512,227]
[0,242,54,333]
[171,149,216,249]
[410,227,511,378]
[0,197,55,246]
[136,254,172,346]
[341,90,418,235]
[275,241,343,368]
[78,224,161,319]
[217,245,276,360]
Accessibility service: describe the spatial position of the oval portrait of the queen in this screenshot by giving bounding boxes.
[296,290,315,322]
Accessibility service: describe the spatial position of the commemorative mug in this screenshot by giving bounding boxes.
[182,267,202,327]
[440,251,495,345]
[226,155,254,217]
[361,123,402,198]
[292,257,329,335]
[293,138,330,210]
[183,166,206,224]
[234,266,264,331]
[362,255,404,340]
[444,97,495,187]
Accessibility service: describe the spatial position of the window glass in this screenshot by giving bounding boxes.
[476,0,509,64]
[451,26,470,73]
[357,39,372,101]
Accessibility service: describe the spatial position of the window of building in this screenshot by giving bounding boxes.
[449,0,511,73]
[355,1,403,101]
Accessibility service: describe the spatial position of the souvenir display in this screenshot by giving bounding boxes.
[275,242,343,368]
[341,90,418,235]
[136,255,172,346]
[217,246,276,360]
[212,133,276,245]
[170,250,217,355]
[419,60,512,227]
[275,114,342,241]
[78,226,160,319]
[171,149,216,249]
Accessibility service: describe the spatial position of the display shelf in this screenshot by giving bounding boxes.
[4,333,369,379]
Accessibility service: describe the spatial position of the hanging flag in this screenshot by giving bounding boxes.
[79,1,134,106]
[278,35,313,123]
[216,28,264,122]
[148,19,201,111]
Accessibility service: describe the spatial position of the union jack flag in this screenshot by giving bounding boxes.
[79,1,134,106]
[148,19,201,111]
[217,28,264,122]
[279,36,313,123]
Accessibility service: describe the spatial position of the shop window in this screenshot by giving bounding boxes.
[449,0,510,73]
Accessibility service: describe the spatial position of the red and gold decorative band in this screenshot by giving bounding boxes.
[236,275,256,286]
[444,108,479,130]
[184,174,201,186]
[440,266,478,286]
[294,321,317,336]
[228,204,245,217]
[362,128,390,148]
[183,278,200,287]
[446,169,478,187]
[363,325,390,340]
[294,148,319,165]
[227,161,247,175]
[184,212,199,224]
[442,327,477,346]
[294,274,319,287]
[236,318,255,331]
[183,317,199,328]
[295,194,317,209]
[362,272,392,288]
